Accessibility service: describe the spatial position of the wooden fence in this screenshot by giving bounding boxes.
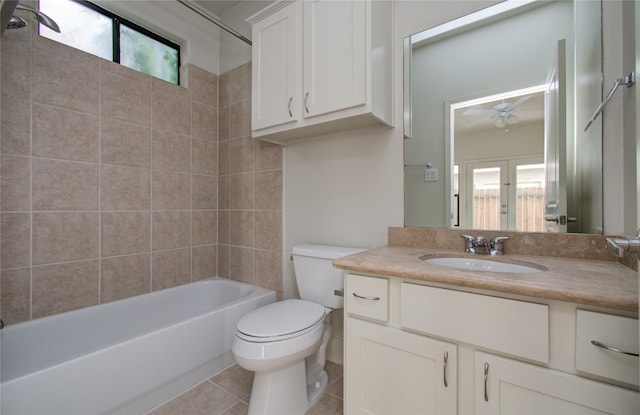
[473,187,545,232]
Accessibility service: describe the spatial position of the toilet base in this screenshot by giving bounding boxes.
[248,360,328,415]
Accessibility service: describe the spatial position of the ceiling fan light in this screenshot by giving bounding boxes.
[494,117,506,128]
[507,114,519,124]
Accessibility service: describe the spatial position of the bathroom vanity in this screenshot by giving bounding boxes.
[336,237,639,414]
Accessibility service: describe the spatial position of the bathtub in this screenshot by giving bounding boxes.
[1,278,275,415]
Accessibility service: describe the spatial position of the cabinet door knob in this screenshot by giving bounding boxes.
[483,362,489,402]
[591,340,639,357]
[304,92,310,113]
[443,351,449,388]
[288,97,293,117]
[352,292,380,301]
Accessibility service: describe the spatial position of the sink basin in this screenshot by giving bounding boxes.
[422,256,545,273]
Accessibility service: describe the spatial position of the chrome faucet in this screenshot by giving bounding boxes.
[462,235,509,256]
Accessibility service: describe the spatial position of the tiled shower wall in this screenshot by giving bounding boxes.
[0,26,283,325]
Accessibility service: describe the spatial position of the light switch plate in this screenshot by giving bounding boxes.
[424,167,439,182]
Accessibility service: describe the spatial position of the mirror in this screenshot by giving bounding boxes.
[404,0,603,234]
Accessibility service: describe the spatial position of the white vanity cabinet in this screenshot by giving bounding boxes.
[344,274,457,414]
[344,273,640,415]
[247,0,393,144]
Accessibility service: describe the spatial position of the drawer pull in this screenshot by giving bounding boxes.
[352,292,380,301]
[483,362,489,402]
[443,351,449,387]
[591,340,639,357]
[288,97,293,117]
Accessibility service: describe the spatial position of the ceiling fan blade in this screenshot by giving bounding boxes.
[462,108,496,117]
[512,94,534,107]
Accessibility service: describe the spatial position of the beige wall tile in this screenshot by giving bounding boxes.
[100,119,151,168]
[255,249,283,293]
[189,64,218,107]
[229,246,254,285]
[1,213,30,269]
[255,140,283,172]
[101,165,151,211]
[217,244,229,278]
[32,212,99,265]
[229,174,253,210]
[100,253,151,303]
[254,170,282,210]
[1,30,31,100]
[230,211,254,248]
[218,139,230,175]
[218,210,230,245]
[255,211,282,251]
[193,138,217,175]
[218,175,230,210]
[32,103,99,162]
[193,210,217,245]
[32,158,99,211]
[219,105,230,141]
[229,137,254,174]
[152,211,191,251]
[101,212,151,257]
[229,100,251,139]
[220,62,251,108]
[192,244,217,280]
[152,170,191,210]
[1,96,30,156]
[100,61,151,126]
[192,174,217,209]
[1,268,30,324]
[152,248,191,290]
[1,155,30,211]
[32,260,99,318]
[192,102,218,141]
[152,130,191,173]
[32,44,99,114]
[152,78,190,135]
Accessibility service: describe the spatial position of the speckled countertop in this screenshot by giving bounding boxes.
[333,228,639,312]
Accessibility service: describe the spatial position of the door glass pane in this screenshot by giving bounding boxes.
[516,164,545,232]
[40,0,113,60]
[472,167,501,230]
[120,25,179,84]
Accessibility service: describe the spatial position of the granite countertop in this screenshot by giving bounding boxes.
[333,246,639,312]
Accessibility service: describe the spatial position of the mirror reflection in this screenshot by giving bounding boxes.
[404,0,603,234]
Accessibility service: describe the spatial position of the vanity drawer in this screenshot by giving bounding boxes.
[346,274,389,323]
[576,309,639,387]
[400,283,549,363]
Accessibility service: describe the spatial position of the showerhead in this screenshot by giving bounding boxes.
[7,15,27,30]
[8,3,60,33]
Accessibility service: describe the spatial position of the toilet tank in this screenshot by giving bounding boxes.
[292,244,366,309]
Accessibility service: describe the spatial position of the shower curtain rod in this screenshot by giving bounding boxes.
[176,0,252,46]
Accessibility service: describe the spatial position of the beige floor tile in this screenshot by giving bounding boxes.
[152,381,238,415]
[211,364,254,400]
[306,392,344,415]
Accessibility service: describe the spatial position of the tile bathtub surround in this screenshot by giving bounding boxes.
[0,29,285,325]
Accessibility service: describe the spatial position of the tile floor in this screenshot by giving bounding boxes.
[148,361,344,415]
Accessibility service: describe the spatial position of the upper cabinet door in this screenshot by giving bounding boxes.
[302,0,366,118]
[251,1,299,130]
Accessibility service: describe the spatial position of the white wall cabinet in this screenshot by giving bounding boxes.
[248,0,393,144]
[344,273,640,415]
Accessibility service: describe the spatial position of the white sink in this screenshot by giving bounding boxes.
[422,256,544,273]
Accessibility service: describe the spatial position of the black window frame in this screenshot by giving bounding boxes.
[40,0,181,85]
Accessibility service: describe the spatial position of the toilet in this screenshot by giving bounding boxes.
[232,244,365,415]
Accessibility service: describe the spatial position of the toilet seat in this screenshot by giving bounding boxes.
[236,299,326,343]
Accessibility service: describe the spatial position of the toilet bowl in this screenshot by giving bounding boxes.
[232,244,366,415]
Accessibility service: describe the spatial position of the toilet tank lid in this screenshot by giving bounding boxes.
[292,244,367,260]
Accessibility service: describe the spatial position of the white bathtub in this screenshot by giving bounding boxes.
[1,278,276,415]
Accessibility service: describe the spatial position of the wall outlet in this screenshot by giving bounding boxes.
[424,167,439,182]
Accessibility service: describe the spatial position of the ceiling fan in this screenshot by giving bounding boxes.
[462,94,533,128]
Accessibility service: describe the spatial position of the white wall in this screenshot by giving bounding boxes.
[219,1,270,73]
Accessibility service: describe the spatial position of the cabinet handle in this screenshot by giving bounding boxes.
[288,97,293,117]
[304,92,310,113]
[591,340,640,357]
[483,362,489,402]
[443,351,448,388]
[352,292,380,301]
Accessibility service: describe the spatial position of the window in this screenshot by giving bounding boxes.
[39,0,180,85]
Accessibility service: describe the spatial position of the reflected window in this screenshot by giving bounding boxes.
[39,0,180,84]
